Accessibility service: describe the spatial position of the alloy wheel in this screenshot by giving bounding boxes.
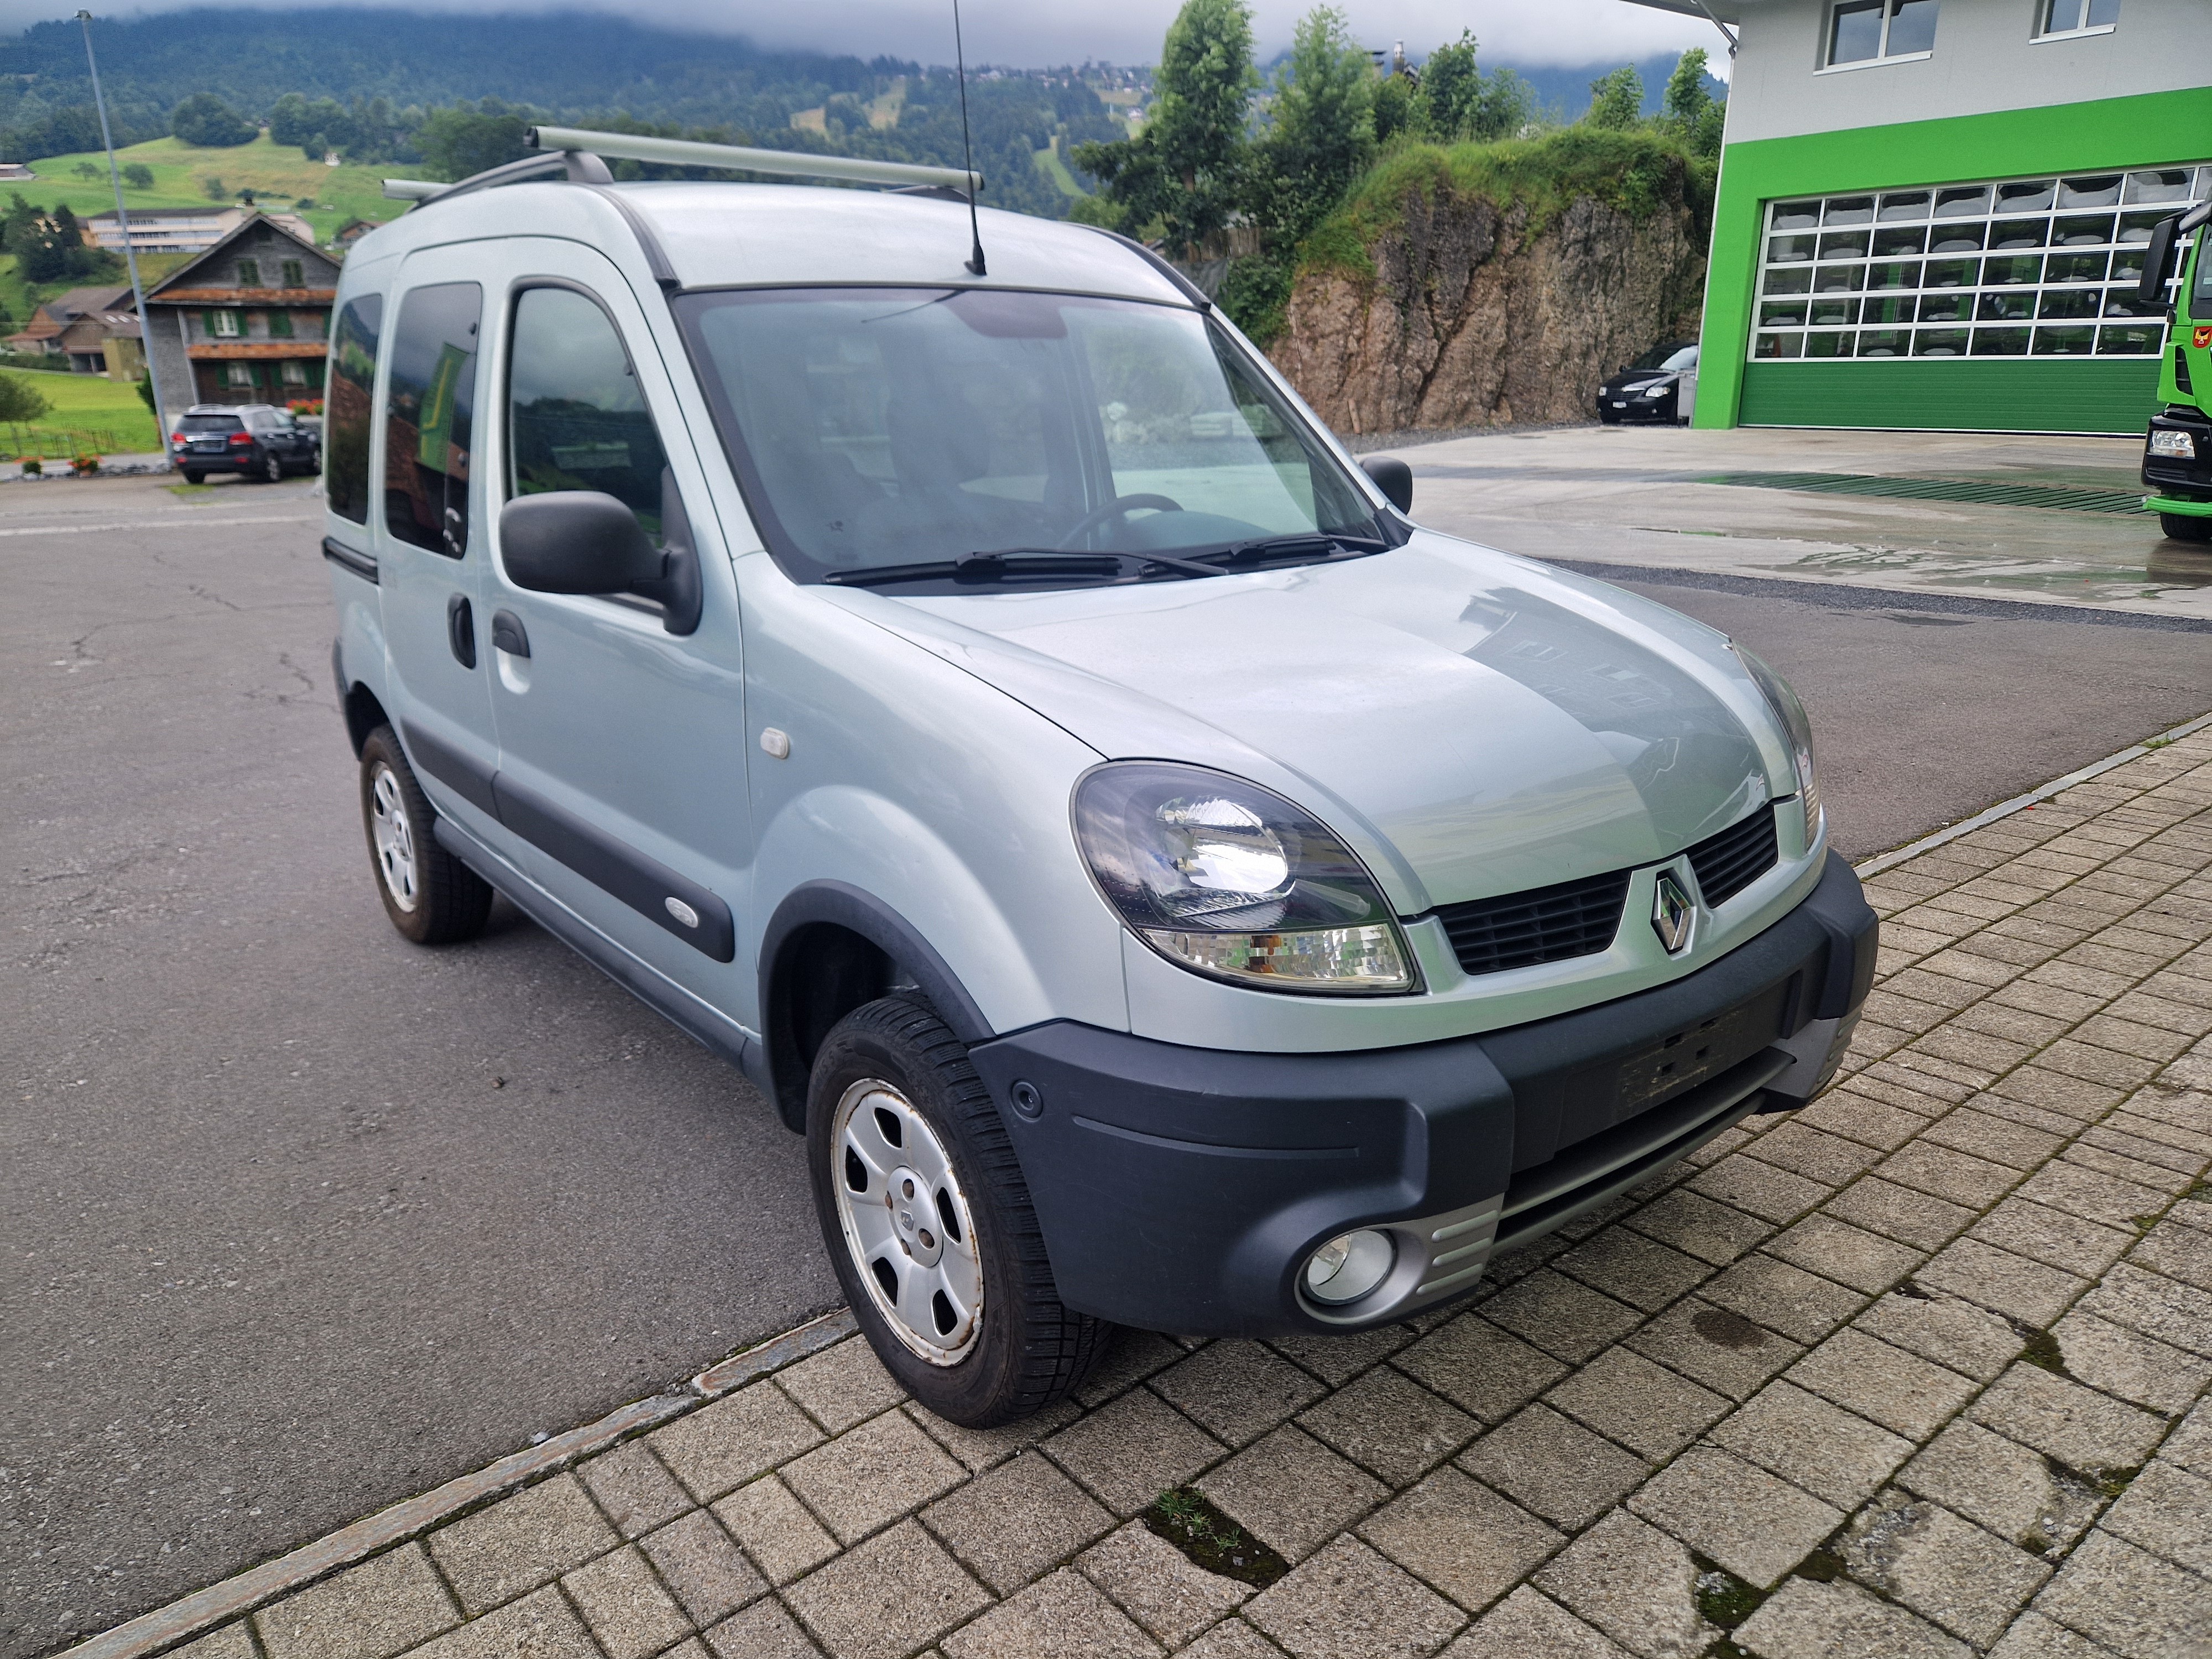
[830,1077,984,1365]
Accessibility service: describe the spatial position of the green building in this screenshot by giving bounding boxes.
[1625,0,2210,434]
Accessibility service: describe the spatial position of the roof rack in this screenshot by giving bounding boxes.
[383,126,983,208]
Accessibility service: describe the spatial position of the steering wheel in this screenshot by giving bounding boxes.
[1056,493,1184,550]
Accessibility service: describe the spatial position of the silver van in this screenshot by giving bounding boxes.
[324,131,1876,1424]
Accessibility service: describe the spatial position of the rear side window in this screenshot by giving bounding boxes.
[384,283,482,557]
[508,286,668,538]
[325,295,382,524]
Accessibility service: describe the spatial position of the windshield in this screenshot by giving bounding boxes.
[1626,342,1698,373]
[674,288,1386,585]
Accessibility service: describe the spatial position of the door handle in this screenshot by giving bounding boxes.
[491,609,531,658]
[446,593,476,669]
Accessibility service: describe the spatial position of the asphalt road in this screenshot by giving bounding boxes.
[4,473,2210,1653]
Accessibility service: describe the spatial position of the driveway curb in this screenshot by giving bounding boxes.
[54,1311,856,1659]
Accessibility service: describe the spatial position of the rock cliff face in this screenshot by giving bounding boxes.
[1269,173,1709,434]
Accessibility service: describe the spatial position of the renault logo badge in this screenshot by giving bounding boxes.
[1652,873,1694,955]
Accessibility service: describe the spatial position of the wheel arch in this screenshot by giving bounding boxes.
[759,881,996,1133]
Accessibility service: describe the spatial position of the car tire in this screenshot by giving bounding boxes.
[181,469,204,484]
[358,724,493,945]
[807,995,1108,1426]
[259,450,284,483]
[2159,512,2212,543]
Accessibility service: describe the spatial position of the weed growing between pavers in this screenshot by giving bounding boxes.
[1142,1488,1287,1588]
[1692,1556,1766,1628]
[2015,1323,2070,1378]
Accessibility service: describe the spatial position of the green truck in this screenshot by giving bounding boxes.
[2142,201,2212,541]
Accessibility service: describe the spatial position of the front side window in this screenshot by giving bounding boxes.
[383,281,481,557]
[325,294,382,524]
[2192,232,2212,323]
[675,287,1384,587]
[2038,0,2119,34]
[507,286,669,540]
[1827,0,1939,65]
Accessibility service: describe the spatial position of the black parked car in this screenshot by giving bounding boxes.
[171,403,321,484]
[1597,341,1700,426]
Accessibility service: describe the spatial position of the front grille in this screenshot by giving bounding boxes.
[1436,869,1631,977]
[1686,806,1780,907]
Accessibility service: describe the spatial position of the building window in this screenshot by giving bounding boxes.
[281,358,309,385]
[2037,0,2119,36]
[209,310,242,338]
[268,310,294,339]
[280,258,304,288]
[236,258,260,286]
[225,362,254,388]
[1825,0,1940,67]
[1751,164,2208,363]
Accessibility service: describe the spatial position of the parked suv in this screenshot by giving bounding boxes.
[324,135,1875,1425]
[173,402,321,484]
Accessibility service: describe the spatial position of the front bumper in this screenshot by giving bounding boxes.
[968,850,1876,1335]
[2145,408,2212,506]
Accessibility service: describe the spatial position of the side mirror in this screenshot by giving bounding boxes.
[2138,216,2179,308]
[500,490,664,597]
[1360,455,1413,515]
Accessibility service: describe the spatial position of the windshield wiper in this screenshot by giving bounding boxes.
[1195,533,1388,570]
[824,547,1228,588]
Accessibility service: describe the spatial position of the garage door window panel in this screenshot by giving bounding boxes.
[1750,164,2211,362]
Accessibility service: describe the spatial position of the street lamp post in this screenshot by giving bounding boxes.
[76,9,173,466]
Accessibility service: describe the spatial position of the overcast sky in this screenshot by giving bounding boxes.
[29,0,1730,74]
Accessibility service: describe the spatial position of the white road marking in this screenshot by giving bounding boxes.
[0,514,320,538]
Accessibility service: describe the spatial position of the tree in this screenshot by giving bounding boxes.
[1254,7,1375,243]
[1475,67,1536,140]
[1421,32,1482,142]
[0,372,53,424]
[1661,48,1726,158]
[202,175,226,201]
[414,100,532,182]
[170,92,257,148]
[122,163,154,190]
[1585,66,1645,131]
[72,161,99,180]
[1070,0,1257,257]
[1371,71,1422,147]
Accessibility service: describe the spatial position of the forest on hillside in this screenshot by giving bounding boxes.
[0,9,1133,219]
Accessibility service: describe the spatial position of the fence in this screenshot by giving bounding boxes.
[3,426,139,460]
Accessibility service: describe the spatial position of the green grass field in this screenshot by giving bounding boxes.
[15,134,401,247]
[0,365,160,453]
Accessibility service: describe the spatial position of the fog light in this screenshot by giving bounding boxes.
[1303,1229,1395,1305]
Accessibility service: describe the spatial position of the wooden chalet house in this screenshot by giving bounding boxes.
[141,214,339,417]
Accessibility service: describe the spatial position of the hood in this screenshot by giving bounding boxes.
[839,535,1784,912]
[1603,368,1678,390]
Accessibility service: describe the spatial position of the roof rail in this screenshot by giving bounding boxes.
[384,147,614,207]
[526,125,982,196]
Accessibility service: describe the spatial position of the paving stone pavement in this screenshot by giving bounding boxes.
[109,728,2212,1659]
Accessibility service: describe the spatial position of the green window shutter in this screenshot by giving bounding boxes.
[280,259,304,288]
[237,259,259,286]
[201,310,215,336]
[268,310,293,339]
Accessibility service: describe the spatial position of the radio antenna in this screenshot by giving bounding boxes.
[952,0,985,275]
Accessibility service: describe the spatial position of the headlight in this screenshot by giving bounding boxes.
[1731,645,1820,834]
[1073,763,1416,994]
[1642,383,1670,398]
[2150,429,2197,459]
